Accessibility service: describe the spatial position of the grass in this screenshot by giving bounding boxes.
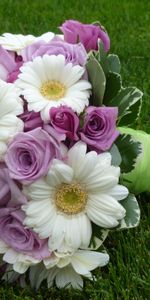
[0,0,150,299]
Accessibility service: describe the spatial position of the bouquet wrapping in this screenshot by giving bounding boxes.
[0,19,143,289]
[119,127,150,194]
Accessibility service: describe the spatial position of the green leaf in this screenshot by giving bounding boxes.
[30,264,48,290]
[104,72,122,103]
[86,55,106,106]
[91,224,109,248]
[118,98,142,126]
[89,233,108,250]
[118,194,140,229]
[109,143,122,166]
[92,21,102,27]
[2,265,20,283]
[97,51,121,76]
[116,133,142,173]
[109,87,143,120]
[97,41,107,63]
[107,54,121,74]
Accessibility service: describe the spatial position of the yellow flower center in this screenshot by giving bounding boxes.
[55,183,88,215]
[40,80,66,100]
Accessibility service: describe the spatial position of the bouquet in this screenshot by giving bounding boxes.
[0,19,143,290]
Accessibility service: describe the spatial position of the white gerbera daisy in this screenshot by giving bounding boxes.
[30,248,109,290]
[0,80,23,159]
[0,32,55,54]
[0,239,40,274]
[23,142,128,251]
[15,54,91,119]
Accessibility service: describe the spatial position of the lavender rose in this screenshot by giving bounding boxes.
[49,106,79,141]
[5,128,62,184]
[0,166,26,207]
[60,20,110,52]
[0,208,50,259]
[80,106,119,153]
[0,46,22,82]
[21,39,87,67]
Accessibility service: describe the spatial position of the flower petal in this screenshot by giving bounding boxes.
[71,250,109,275]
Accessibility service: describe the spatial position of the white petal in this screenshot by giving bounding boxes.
[23,179,52,201]
[97,152,112,166]
[67,141,87,173]
[108,185,129,201]
[0,239,8,253]
[49,214,66,251]
[71,250,109,275]
[24,204,57,239]
[57,256,71,268]
[65,214,92,249]
[86,174,119,193]
[23,200,51,218]
[68,80,91,91]
[44,253,59,269]
[87,194,126,219]
[73,151,98,181]
[87,207,120,228]
[55,266,83,289]
[47,160,74,186]
[0,81,23,157]
[3,249,18,264]
[63,64,85,86]
[13,262,29,274]
[36,32,55,43]
[0,33,37,53]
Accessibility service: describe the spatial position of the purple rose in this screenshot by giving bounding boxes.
[43,124,66,143]
[0,166,26,207]
[0,46,21,82]
[60,20,110,52]
[7,69,21,83]
[21,39,87,67]
[5,128,62,184]
[80,106,119,153]
[19,110,43,132]
[49,106,79,141]
[0,208,50,259]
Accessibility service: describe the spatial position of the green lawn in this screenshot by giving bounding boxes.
[0,0,150,299]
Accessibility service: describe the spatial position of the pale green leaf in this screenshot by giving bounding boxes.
[118,194,140,229]
[116,133,142,173]
[110,87,143,119]
[107,54,121,74]
[86,55,106,106]
[109,143,122,166]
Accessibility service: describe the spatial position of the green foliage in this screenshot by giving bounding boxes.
[109,143,122,166]
[116,133,142,173]
[100,52,121,76]
[104,72,122,101]
[118,194,140,229]
[91,226,109,247]
[106,54,121,74]
[86,54,106,106]
[111,87,143,125]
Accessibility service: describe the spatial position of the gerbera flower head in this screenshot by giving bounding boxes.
[23,142,128,251]
[42,249,109,289]
[0,80,23,159]
[15,54,91,120]
[0,32,55,54]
